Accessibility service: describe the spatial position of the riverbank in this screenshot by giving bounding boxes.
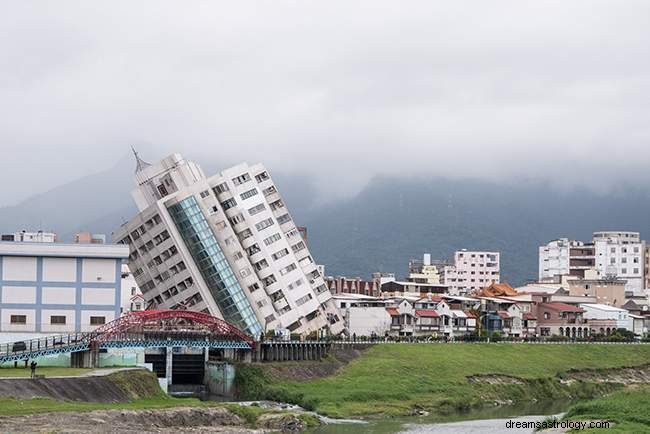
[556,385,650,433]
[235,344,650,418]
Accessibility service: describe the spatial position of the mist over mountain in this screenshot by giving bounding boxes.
[1,159,650,286]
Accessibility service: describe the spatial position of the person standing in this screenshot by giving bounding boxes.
[30,361,37,379]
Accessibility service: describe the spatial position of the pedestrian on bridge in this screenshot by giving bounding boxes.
[30,361,37,379]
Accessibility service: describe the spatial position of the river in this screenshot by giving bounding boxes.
[307,399,573,434]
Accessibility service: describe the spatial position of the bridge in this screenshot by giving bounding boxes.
[0,310,255,365]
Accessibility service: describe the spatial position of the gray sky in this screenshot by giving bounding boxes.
[1,1,650,206]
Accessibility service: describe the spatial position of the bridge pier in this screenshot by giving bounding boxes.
[165,347,173,385]
[70,349,99,368]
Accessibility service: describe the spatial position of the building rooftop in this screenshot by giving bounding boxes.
[0,241,128,259]
[540,302,585,313]
[579,303,627,312]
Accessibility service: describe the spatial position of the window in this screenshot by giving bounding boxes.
[255,171,269,182]
[269,199,284,211]
[634,268,639,274]
[240,188,258,200]
[262,186,277,196]
[253,259,269,271]
[272,248,290,261]
[50,315,66,325]
[232,173,251,185]
[221,198,237,210]
[277,213,292,225]
[263,233,282,246]
[280,263,297,276]
[248,203,266,216]
[543,312,550,320]
[240,268,252,277]
[622,257,627,264]
[213,182,229,194]
[229,213,245,225]
[622,268,627,274]
[200,190,210,198]
[10,315,26,324]
[90,316,105,325]
[248,283,260,293]
[291,241,306,253]
[211,206,219,214]
[296,294,313,306]
[237,228,253,241]
[255,218,274,231]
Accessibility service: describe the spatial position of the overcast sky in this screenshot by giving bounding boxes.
[1,1,649,206]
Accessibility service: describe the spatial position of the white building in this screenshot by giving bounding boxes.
[113,152,343,338]
[442,250,500,295]
[0,241,128,343]
[1,231,57,243]
[593,231,645,295]
[407,254,442,284]
[579,303,630,331]
[538,239,596,281]
[332,294,391,337]
[120,264,145,315]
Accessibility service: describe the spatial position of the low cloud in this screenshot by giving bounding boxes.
[1,1,649,204]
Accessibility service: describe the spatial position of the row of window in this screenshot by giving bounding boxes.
[10,315,105,325]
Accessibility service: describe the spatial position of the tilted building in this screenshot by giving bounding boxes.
[113,152,343,338]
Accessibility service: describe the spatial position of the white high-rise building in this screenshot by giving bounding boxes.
[113,152,343,337]
[538,239,595,281]
[593,231,645,295]
[442,250,500,295]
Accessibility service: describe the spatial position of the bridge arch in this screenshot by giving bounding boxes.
[87,310,256,347]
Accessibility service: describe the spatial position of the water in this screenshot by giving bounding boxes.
[308,399,573,434]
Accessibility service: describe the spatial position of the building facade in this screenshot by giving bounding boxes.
[443,250,500,295]
[0,241,127,342]
[593,231,645,295]
[113,153,343,338]
[538,239,595,280]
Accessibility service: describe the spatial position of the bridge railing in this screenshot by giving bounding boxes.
[0,332,89,359]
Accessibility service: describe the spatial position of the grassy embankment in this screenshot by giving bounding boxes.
[560,385,650,433]
[236,344,650,418]
[0,367,99,378]
[0,369,319,428]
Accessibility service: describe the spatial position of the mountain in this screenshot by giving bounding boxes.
[2,158,650,286]
[292,177,650,285]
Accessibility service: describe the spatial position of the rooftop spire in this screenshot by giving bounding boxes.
[131,146,151,173]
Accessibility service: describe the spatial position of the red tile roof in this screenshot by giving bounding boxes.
[497,311,511,319]
[415,309,439,318]
[523,312,537,320]
[540,303,584,313]
[386,308,400,317]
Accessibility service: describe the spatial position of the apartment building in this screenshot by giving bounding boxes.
[593,231,645,295]
[442,250,500,295]
[113,152,343,338]
[538,238,595,280]
[1,231,57,243]
[0,240,128,342]
[407,254,443,284]
[325,276,380,297]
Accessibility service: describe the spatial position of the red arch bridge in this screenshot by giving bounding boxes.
[0,310,256,364]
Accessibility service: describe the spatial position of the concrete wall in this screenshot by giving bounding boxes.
[205,361,236,397]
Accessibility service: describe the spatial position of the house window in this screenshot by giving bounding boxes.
[255,218,274,231]
[199,190,210,198]
[255,172,269,182]
[248,203,266,216]
[240,188,258,200]
[90,316,106,325]
[543,312,550,320]
[213,182,229,194]
[232,173,251,185]
[10,315,26,324]
[50,315,66,325]
[221,198,237,210]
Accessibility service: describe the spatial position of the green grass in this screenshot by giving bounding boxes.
[242,344,650,418]
[563,386,650,433]
[0,367,99,378]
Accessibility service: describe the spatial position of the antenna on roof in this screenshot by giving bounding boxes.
[131,146,151,173]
